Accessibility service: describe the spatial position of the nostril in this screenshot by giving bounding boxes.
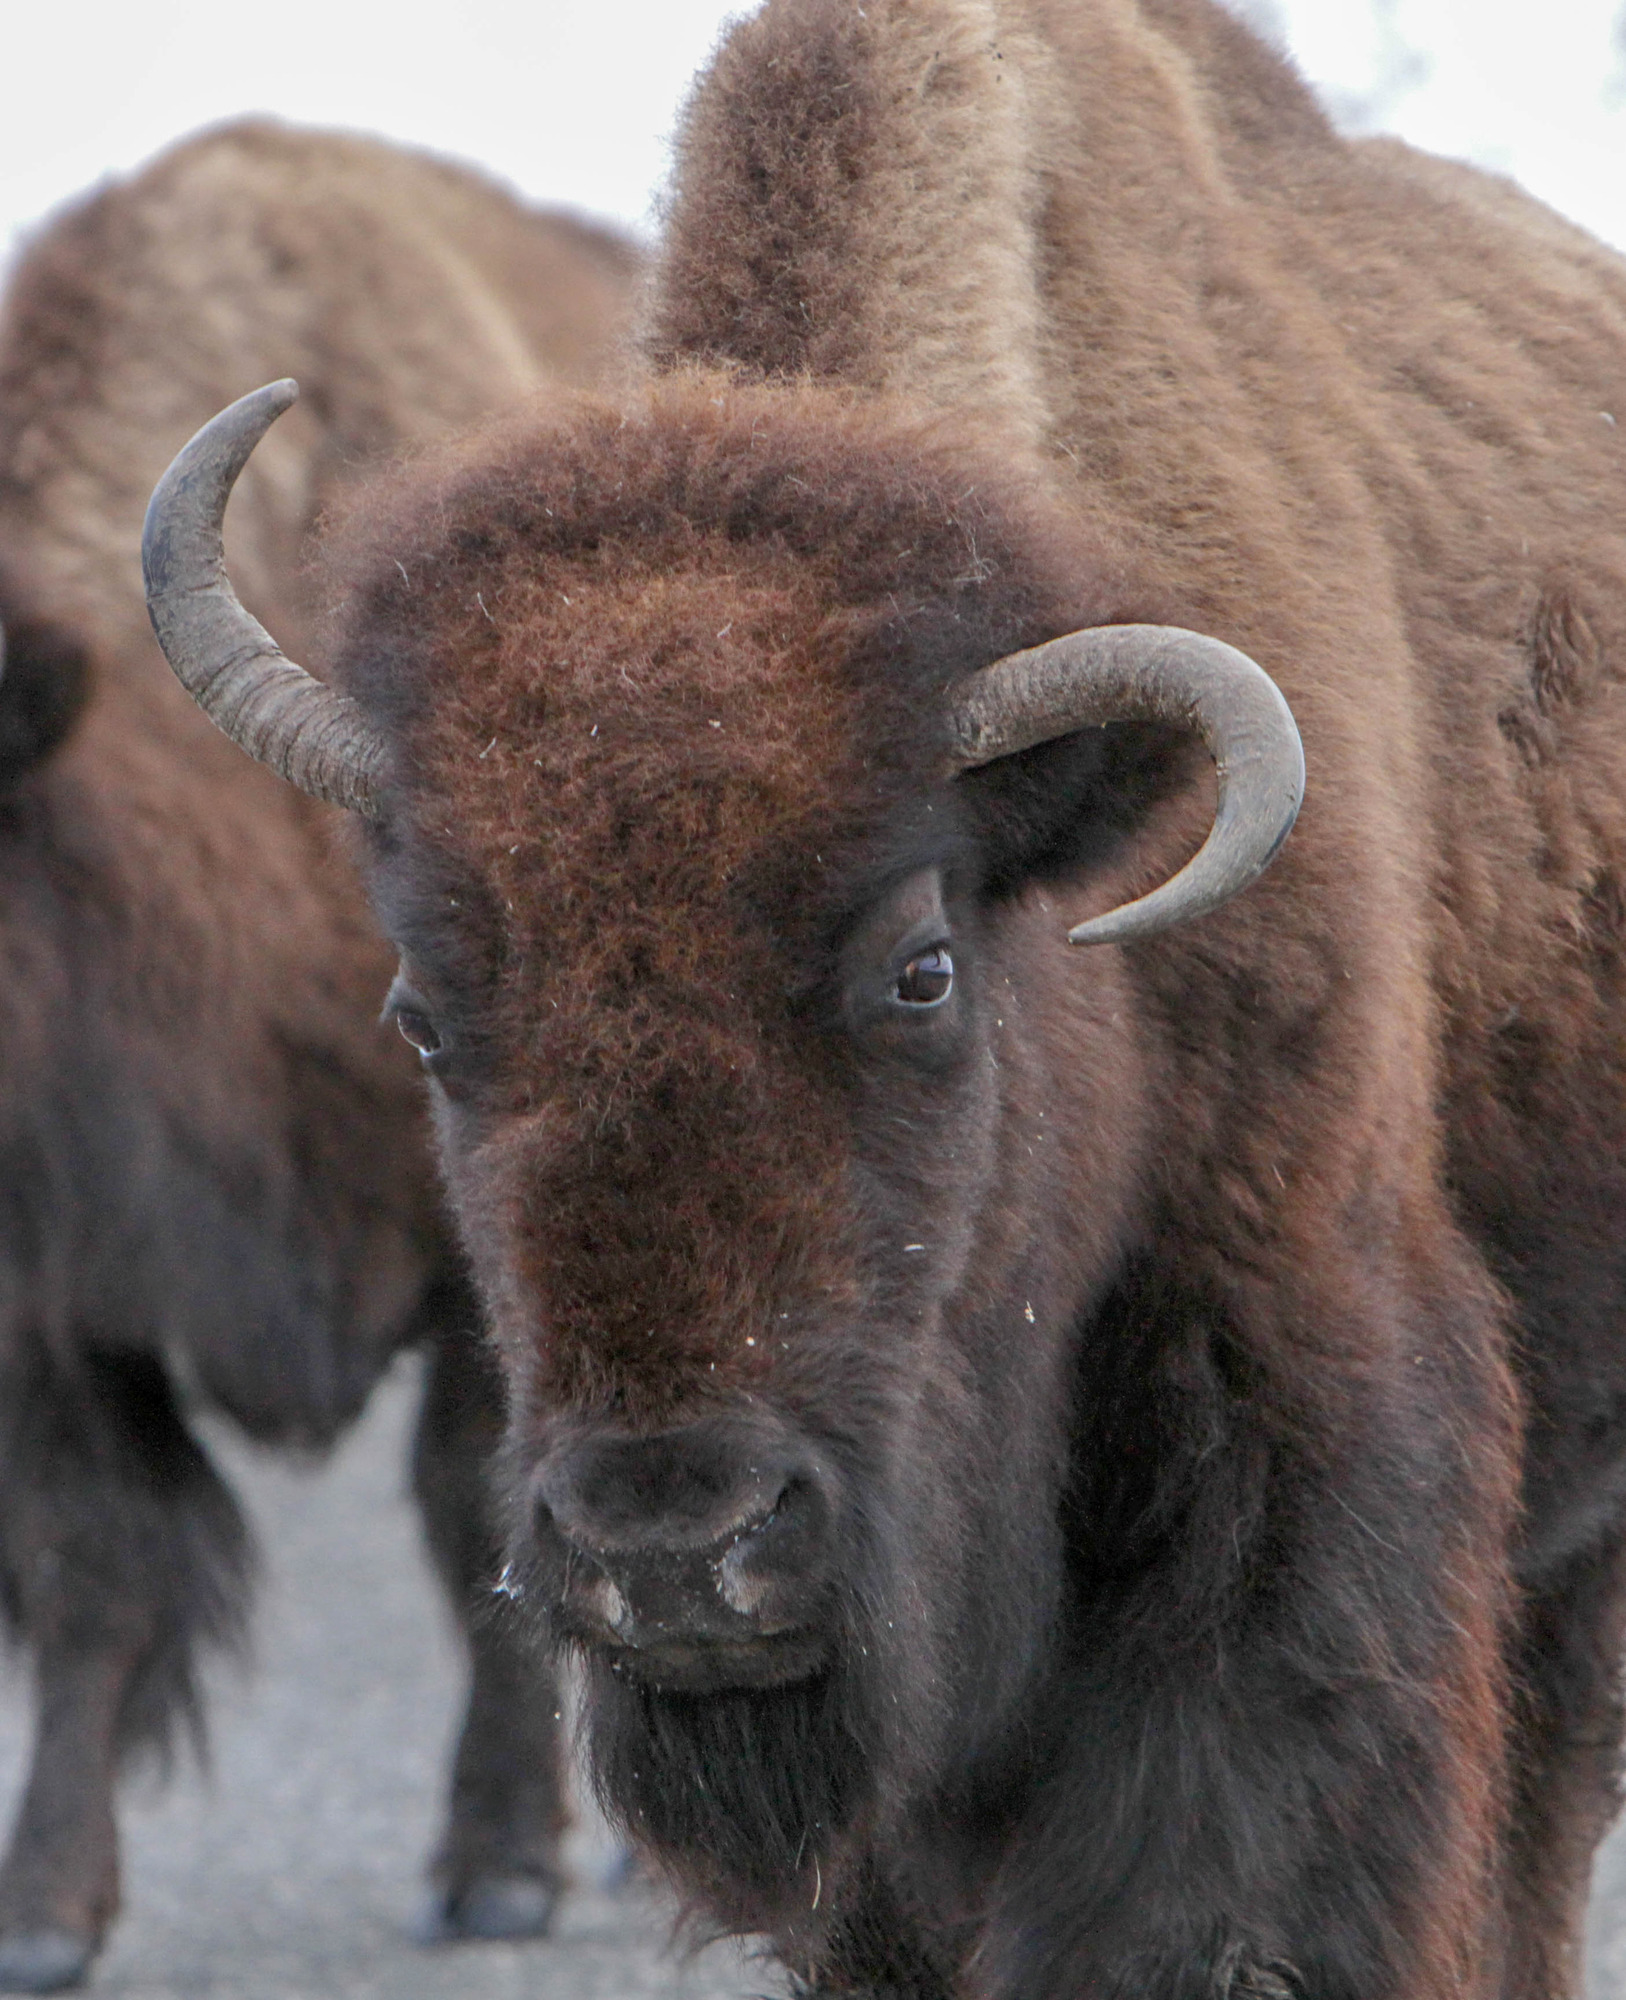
[746,1485,792,1537]
[715,1476,829,1620]
[533,1463,594,1556]
[752,1477,817,1541]
[532,1487,581,1570]
[533,1489,621,1618]
[546,1531,637,1638]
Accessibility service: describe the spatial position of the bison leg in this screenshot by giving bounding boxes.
[0,1643,133,1994]
[1503,1535,1626,2000]
[0,1340,250,1993]
[409,1314,569,1942]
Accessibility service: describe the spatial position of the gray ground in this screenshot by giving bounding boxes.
[1592,1807,1626,1993]
[2,1356,1624,1998]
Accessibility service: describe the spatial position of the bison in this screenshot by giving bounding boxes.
[0,120,637,1992]
[143,4,1626,1996]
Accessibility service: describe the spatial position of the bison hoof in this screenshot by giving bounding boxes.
[0,1930,92,1995]
[411,1871,559,1945]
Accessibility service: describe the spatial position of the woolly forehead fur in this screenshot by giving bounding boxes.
[323,378,1140,1414]
[326,374,1140,865]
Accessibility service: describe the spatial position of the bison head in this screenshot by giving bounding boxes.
[142,376,1300,1924]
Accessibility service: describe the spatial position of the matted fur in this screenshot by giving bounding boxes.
[289,3,1626,1996]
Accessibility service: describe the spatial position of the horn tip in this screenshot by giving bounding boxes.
[1066,916,1129,948]
[246,378,300,421]
[229,378,300,427]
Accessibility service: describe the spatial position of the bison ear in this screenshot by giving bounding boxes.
[958,717,1201,904]
[0,616,93,787]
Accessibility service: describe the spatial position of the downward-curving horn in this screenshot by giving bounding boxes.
[946,624,1304,945]
[142,380,388,817]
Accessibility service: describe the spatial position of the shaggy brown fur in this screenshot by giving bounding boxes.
[276,4,1625,1997]
[0,120,637,1986]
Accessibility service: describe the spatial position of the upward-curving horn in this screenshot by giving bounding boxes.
[946,624,1304,945]
[142,379,389,817]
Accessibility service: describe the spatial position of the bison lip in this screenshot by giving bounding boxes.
[598,1627,830,1693]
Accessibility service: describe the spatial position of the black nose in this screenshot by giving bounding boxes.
[531,1417,834,1688]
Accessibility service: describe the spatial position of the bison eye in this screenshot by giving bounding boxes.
[894,946,954,1007]
[395,1008,442,1057]
[383,975,443,1059]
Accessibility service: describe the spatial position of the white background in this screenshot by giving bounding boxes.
[0,2,1622,267]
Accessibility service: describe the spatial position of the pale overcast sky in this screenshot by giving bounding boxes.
[0,1,1622,269]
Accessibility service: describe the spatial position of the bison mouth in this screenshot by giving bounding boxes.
[597,1626,831,1694]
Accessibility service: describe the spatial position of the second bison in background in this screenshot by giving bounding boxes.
[145,2,1626,1997]
[0,120,637,1992]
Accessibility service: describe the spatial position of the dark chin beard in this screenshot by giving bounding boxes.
[581,1652,871,1915]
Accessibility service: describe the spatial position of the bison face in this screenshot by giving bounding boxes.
[143,376,1300,1921]
[375,756,1101,1911]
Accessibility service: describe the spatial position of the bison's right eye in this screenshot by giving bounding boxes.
[383,974,443,1060]
[395,1008,442,1057]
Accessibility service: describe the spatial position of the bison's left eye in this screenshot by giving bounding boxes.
[383,974,443,1060]
[895,946,954,1007]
